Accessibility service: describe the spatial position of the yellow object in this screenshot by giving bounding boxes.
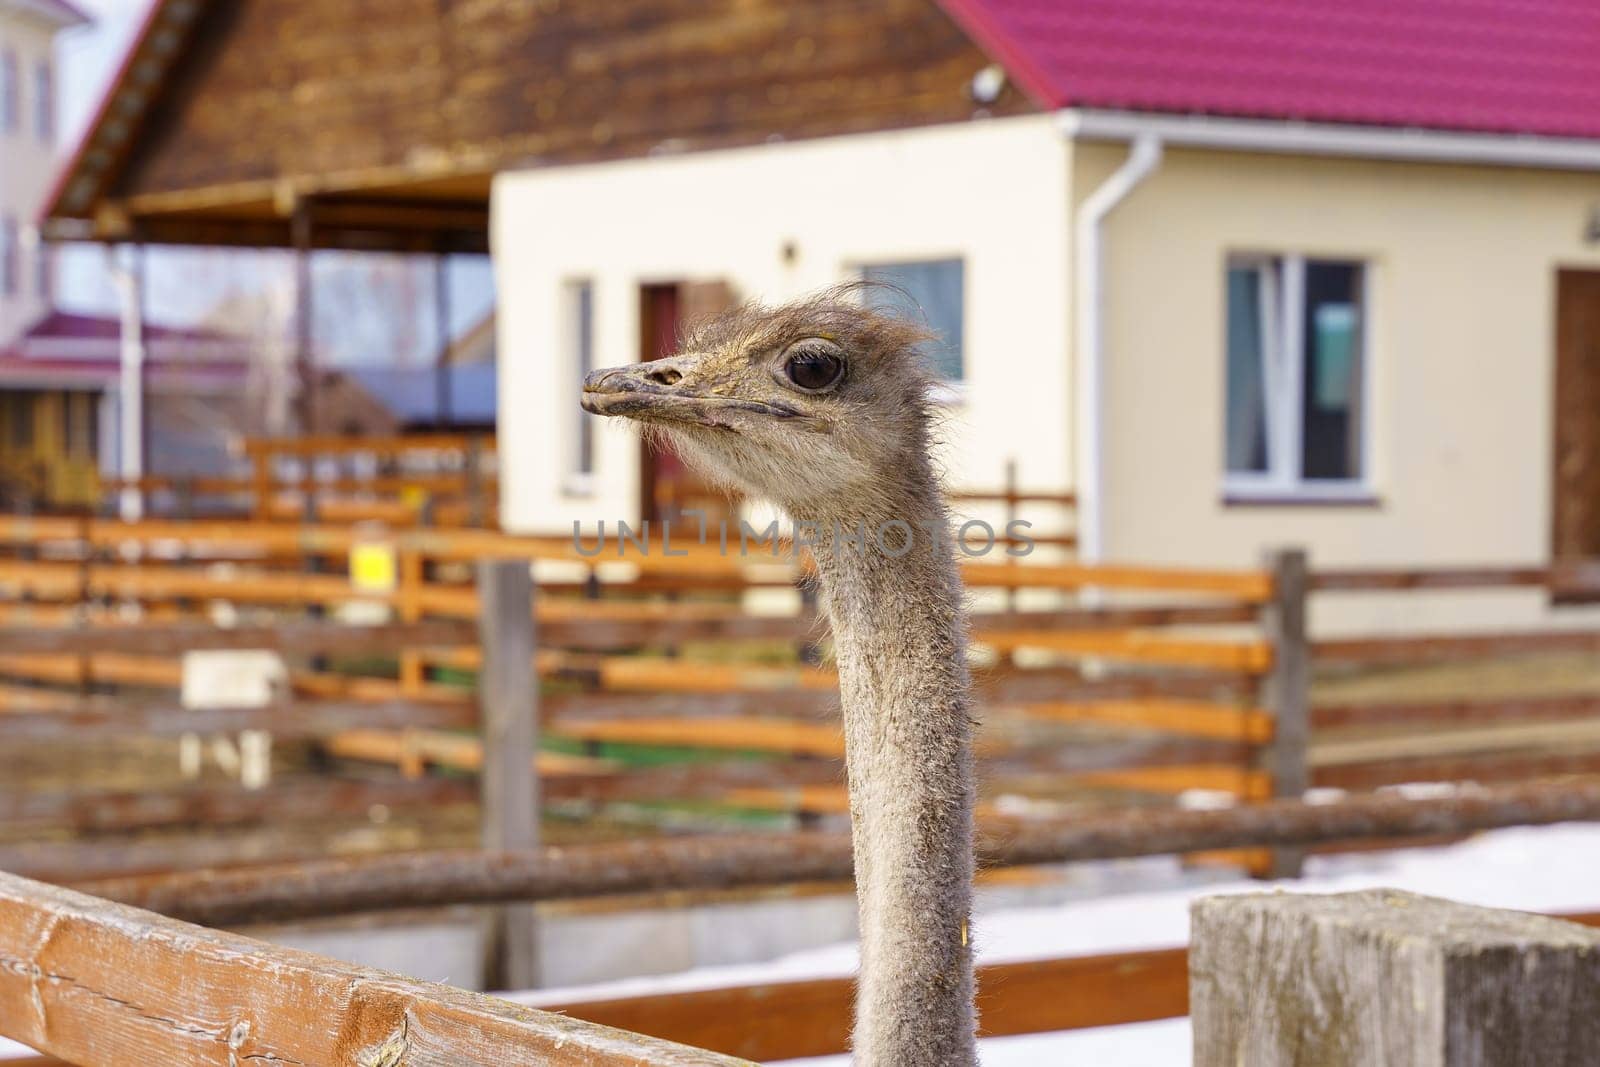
[350,540,398,593]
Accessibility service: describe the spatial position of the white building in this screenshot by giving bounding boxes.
[0,0,83,345]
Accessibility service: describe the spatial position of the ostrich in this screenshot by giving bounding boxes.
[581,285,977,1066]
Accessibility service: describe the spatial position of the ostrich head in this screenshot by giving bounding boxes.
[580,285,937,520]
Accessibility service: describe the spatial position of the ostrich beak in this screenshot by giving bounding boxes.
[581,360,809,429]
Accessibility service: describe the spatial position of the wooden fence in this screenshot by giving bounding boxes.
[7,511,1600,1062]
[0,514,1265,791]
[1306,562,1600,794]
[90,433,500,527]
[3,781,1600,1065]
[5,516,1600,884]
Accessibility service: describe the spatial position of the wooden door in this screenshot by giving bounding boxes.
[638,280,741,527]
[1553,270,1600,573]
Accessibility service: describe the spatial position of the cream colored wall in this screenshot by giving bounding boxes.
[1079,142,1600,630]
[491,115,1072,541]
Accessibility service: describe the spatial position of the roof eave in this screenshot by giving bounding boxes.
[39,0,202,230]
[1059,108,1600,172]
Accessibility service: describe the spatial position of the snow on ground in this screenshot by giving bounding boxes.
[2,823,1597,1063]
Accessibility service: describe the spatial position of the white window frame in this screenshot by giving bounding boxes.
[1223,253,1372,502]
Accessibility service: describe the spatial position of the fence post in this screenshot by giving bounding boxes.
[475,558,540,990]
[1191,889,1600,1066]
[1260,546,1309,878]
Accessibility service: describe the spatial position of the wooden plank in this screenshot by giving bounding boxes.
[1017,700,1273,743]
[1312,719,1600,767]
[71,781,1600,926]
[541,689,839,723]
[1314,693,1600,730]
[0,653,182,689]
[726,763,1271,813]
[978,630,1271,672]
[1064,764,1272,798]
[961,561,1273,600]
[1309,565,1554,591]
[1315,627,1600,665]
[0,618,476,657]
[552,717,846,758]
[320,729,611,778]
[0,559,392,608]
[1313,751,1600,791]
[0,870,742,1067]
[0,698,476,743]
[535,947,1184,1063]
[0,777,477,834]
[242,433,496,458]
[971,602,1258,634]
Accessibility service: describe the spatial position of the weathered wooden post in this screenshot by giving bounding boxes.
[1192,889,1600,1067]
[1260,547,1309,878]
[475,558,540,990]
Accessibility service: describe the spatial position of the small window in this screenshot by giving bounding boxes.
[33,61,51,142]
[1224,255,1367,496]
[860,258,965,382]
[0,217,17,296]
[0,51,16,134]
[566,280,596,482]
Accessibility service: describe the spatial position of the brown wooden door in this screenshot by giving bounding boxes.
[1553,270,1600,569]
[638,280,741,527]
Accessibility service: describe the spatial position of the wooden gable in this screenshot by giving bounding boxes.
[51,0,1033,250]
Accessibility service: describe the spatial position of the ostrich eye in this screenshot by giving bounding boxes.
[783,341,846,392]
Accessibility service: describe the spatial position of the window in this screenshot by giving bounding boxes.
[0,51,16,135]
[0,217,17,296]
[860,258,965,382]
[33,61,51,142]
[1224,255,1367,496]
[566,280,595,483]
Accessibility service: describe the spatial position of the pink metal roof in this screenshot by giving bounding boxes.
[0,311,253,391]
[938,0,1600,139]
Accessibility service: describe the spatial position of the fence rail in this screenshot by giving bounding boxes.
[67,779,1600,927]
[0,870,743,1067]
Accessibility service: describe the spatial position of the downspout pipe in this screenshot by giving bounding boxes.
[1072,132,1162,564]
[107,245,145,522]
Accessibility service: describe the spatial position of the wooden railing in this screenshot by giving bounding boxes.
[4,782,1599,1064]
[0,516,1279,895]
[9,516,1600,885]
[1306,561,1600,794]
[0,870,746,1067]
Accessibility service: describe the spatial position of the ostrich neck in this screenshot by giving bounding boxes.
[801,483,978,1067]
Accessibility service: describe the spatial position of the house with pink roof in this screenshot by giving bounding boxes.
[35,0,1600,626]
